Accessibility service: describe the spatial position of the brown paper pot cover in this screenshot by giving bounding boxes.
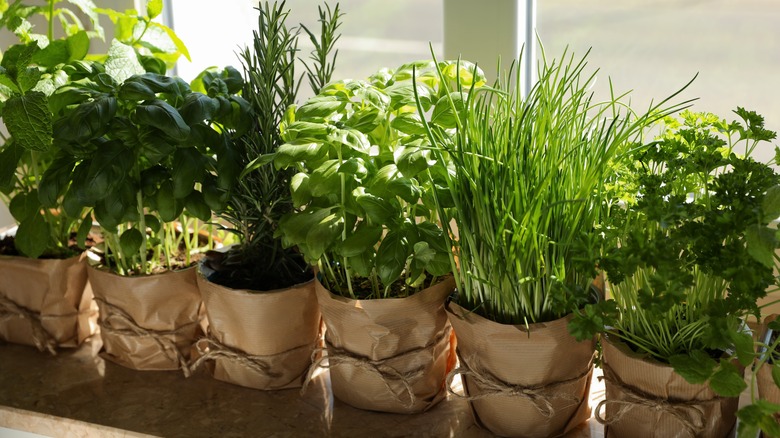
[0,254,95,352]
[600,336,739,438]
[447,302,595,438]
[315,276,456,414]
[196,270,320,390]
[89,265,201,371]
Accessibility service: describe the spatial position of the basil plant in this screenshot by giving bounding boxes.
[47,67,249,275]
[273,60,485,299]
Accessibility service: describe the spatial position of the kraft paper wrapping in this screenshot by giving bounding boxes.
[194,271,320,390]
[0,254,95,353]
[447,303,595,438]
[313,276,456,414]
[599,336,739,438]
[88,265,202,372]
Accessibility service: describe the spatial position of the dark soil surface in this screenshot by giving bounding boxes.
[203,247,312,292]
[0,233,100,259]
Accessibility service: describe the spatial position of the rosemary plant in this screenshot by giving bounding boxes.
[206,1,342,291]
[418,47,692,324]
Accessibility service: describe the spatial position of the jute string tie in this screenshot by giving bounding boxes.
[595,364,716,437]
[95,297,196,377]
[187,335,314,381]
[0,293,78,355]
[301,327,451,409]
[448,354,590,418]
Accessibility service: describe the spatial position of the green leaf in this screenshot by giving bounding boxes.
[9,191,40,223]
[305,212,342,261]
[144,214,161,233]
[309,160,341,197]
[135,99,191,142]
[375,231,408,286]
[0,71,20,94]
[151,22,190,62]
[14,212,48,258]
[669,350,717,384]
[1,43,36,75]
[84,142,132,202]
[387,177,421,203]
[171,148,203,198]
[431,92,467,129]
[31,40,69,68]
[277,207,333,249]
[53,95,117,144]
[76,212,93,249]
[356,193,396,225]
[0,143,24,193]
[105,39,145,84]
[38,154,75,207]
[120,227,143,256]
[68,0,104,40]
[295,95,345,119]
[3,92,52,152]
[337,223,382,257]
[730,331,755,367]
[178,93,219,125]
[290,172,312,208]
[709,361,747,397]
[67,30,90,61]
[745,224,776,268]
[118,80,156,101]
[348,251,374,277]
[390,112,427,136]
[763,185,780,221]
[155,181,183,222]
[184,190,211,221]
[274,142,326,169]
[146,0,163,18]
[394,146,434,177]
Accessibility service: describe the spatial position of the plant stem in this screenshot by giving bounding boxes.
[136,190,147,274]
[47,0,54,41]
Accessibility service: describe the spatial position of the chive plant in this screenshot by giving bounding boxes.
[418,47,692,325]
[205,1,342,290]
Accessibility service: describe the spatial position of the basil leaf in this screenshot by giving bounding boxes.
[135,99,190,142]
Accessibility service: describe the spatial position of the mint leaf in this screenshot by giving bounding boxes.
[15,212,48,258]
[67,0,104,40]
[146,0,163,19]
[17,66,41,92]
[709,361,747,397]
[104,39,144,84]
[669,350,717,384]
[32,39,70,68]
[4,92,52,152]
[0,70,21,94]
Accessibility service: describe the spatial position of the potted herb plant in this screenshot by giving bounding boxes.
[417,48,691,436]
[48,52,249,372]
[570,109,780,438]
[0,0,184,354]
[271,59,484,412]
[189,1,342,391]
[738,315,780,438]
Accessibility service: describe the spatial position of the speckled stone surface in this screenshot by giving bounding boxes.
[0,339,605,437]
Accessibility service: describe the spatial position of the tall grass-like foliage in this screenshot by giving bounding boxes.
[418,47,692,324]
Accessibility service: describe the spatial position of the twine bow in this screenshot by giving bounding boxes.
[187,335,315,382]
[1,294,61,355]
[95,297,197,377]
[448,355,590,418]
[301,327,452,409]
[595,365,715,437]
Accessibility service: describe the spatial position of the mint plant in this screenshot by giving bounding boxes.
[0,0,184,258]
[569,109,780,399]
[273,59,486,299]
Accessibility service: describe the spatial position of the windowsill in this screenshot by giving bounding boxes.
[0,339,605,437]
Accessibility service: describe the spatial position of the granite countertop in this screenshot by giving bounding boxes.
[0,339,605,437]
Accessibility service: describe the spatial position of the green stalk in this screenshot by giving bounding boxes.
[47,0,54,42]
[136,190,147,274]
